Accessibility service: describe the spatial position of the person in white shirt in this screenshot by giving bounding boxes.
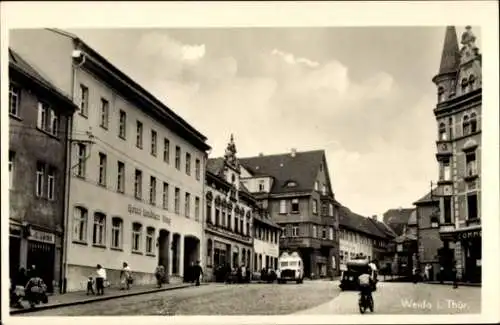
[368,261,378,282]
[96,264,107,295]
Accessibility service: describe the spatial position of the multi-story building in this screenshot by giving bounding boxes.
[239,149,340,278]
[204,136,255,280]
[8,48,77,293]
[338,206,395,271]
[204,136,281,281]
[432,26,481,283]
[10,29,211,291]
[412,190,441,280]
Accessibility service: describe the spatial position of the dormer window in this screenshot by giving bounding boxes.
[462,115,471,136]
[285,181,297,188]
[437,86,445,103]
[461,78,468,92]
[438,122,447,140]
[314,181,319,191]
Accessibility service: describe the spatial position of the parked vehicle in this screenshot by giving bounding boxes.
[276,252,304,284]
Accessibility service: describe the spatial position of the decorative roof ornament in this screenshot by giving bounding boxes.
[461,26,477,50]
[224,133,239,168]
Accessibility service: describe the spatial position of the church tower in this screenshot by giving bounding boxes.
[432,26,460,103]
[222,134,241,192]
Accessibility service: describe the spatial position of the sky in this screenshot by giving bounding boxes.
[67,26,481,218]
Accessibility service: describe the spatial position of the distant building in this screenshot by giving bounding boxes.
[383,208,414,237]
[338,207,395,271]
[8,49,77,293]
[431,26,482,283]
[10,29,211,291]
[412,190,441,281]
[239,149,340,278]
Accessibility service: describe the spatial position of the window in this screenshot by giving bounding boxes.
[314,181,319,191]
[163,138,170,163]
[185,192,191,218]
[322,228,327,239]
[98,152,107,186]
[443,197,452,224]
[439,122,447,140]
[146,227,155,254]
[437,86,445,102]
[151,130,157,156]
[132,223,142,252]
[292,225,299,237]
[234,216,239,232]
[466,152,477,177]
[240,219,244,234]
[322,184,327,195]
[111,217,123,249]
[119,110,127,139]
[442,159,451,181]
[49,110,60,136]
[462,115,470,136]
[281,227,285,238]
[47,166,55,200]
[206,200,212,224]
[448,117,453,138]
[174,187,180,214]
[9,84,20,116]
[162,182,169,210]
[136,121,143,148]
[92,212,106,246]
[291,199,299,213]
[36,162,45,197]
[134,169,142,199]
[73,206,88,242]
[149,176,157,205]
[9,151,15,189]
[467,194,478,220]
[246,221,250,236]
[279,200,287,214]
[195,197,200,222]
[312,199,318,214]
[37,101,49,131]
[215,207,220,225]
[175,146,181,170]
[195,159,201,181]
[185,152,191,175]
[100,98,109,129]
[258,181,265,191]
[77,143,87,178]
[117,161,125,193]
[80,84,89,116]
[312,225,317,238]
[470,112,478,133]
[328,203,334,217]
[329,227,334,240]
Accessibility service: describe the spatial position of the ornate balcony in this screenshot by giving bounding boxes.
[206,220,252,245]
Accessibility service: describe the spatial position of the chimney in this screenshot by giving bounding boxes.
[258,152,264,157]
[372,215,378,221]
[291,148,297,157]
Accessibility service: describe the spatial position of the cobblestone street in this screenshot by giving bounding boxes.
[17,280,480,316]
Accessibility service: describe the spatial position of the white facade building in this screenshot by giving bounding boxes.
[338,228,374,268]
[10,29,211,291]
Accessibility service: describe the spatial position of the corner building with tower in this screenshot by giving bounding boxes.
[10,29,211,291]
[432,26,482,283]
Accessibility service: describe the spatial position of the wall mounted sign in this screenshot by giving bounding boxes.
[128,204,171,225]
[29,229,55,244]
[456,229,481,241]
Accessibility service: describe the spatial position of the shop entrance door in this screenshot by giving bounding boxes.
[9,236,21,281]
[27,241,55,293]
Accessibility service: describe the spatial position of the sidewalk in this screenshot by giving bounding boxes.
[427,280,481,287]
[10,282,204,315]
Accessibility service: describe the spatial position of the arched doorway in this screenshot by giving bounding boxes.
[232,246,239,268]
[246,249,251,269]
[183,235,200,280]
[158,229,170,281]
[172,233,181,275]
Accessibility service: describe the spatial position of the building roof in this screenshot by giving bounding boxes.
[338,205,393,240]
[437,26,460,76]
[407,209,417,225]
[9,48,77,111]
[45,29,210,151]
[382,208,414,236]
[413,190,440,205]
[206,157,253,198]
[238,150,325,194]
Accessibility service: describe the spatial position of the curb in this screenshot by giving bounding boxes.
[10,283,206,315]
[426,281,481,287]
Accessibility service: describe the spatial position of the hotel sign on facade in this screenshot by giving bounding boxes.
[128,204,171,225]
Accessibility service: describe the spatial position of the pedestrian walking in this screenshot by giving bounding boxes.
[412,266,419,284]
[193,260,203,286]
[155,265,166,288]
[95,264,106,295]
[120,262,132,290]
[86,277,95,295]
[424,264,431,282]
[452,262,458,289]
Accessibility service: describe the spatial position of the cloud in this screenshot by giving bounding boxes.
[181,44,206,61]
[271,48,320,68]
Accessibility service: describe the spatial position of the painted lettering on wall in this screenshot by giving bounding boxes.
[128,204,171,225]
[456,230,481,241]
[29,229,55,244]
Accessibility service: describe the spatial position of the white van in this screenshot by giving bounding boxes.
[276,252,304,284]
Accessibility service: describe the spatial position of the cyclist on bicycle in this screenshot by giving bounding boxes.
[358,267,375,304]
